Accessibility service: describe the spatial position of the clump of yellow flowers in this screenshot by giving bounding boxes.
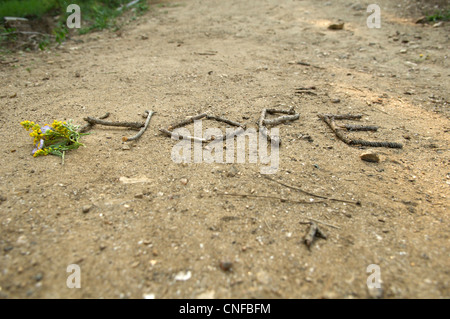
[21,120,88,160]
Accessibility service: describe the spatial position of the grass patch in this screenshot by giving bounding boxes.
[0,0,153,51]
[426,9,450,22]
[0,0,58,19]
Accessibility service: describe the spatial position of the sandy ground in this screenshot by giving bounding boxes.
[0,0,449,299]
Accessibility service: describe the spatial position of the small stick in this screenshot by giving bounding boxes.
[210,127,245,143]
[78,112,110,133]
[295,90,317,96]
[318,114,363,120]
[84,116,143,130]
[295,87,317,96]
[266,107,296,115]
[319,115,403,149]
[258,108,267,128]
[206,115,245,128]
[194,51,217,55]
[159,128,207,143]
[168,113,208,130]
[320,116,353,145]
[262,175,361,205]
[215,192,325,205]
[260,125,281,146]
[303,222,327,249]
[296,86,316,91]
[123,110,155,142]
[339,124,378,131]
[304,222,318,248]
[306,218,340,230]
[0,59,19,65]
[293,61,324,69]
[259,108,281,145]
[263,114,299,126]
[350,139,403,149]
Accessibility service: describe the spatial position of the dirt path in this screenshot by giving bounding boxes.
[0,0,449,299]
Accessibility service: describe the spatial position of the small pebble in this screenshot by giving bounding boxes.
[34,273,43,282]
[328,22,344,30]
[3,246,13,252]
[82,205,92,214]
[122,144,131,151]
[360,151,380,163]
[219,261,233,272]
[180,178,188,185]
[227,166,238,177]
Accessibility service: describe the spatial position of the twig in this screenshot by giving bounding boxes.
[260,126,281,146]
[302,222,327,249]
[350,139,403,149]
[168,113,208,131]
[159,128,207,143]
[262,175,361,205]
[78,112,110,133]
[304,218,340,230]
[258,108,267,128]
[215,192,325,205]
[210,127,245,143]
[123,110,155,142]
[0,59,19,65]
[263,218,272,232]
[319,115,403,149]
[292,61,325,69]
[206,115,245,128]
[321,116,353,144]
[295,87,317,96]
[296,86,316,91]
[295,90,317,96]
[318,113,362,120]
[117,0,140,10]
[339,124,378,131]
[194,51,217,55]
[163,113,248,143]
[4,17,29,22]
[258,108,281,145]
[84,116,143,130]
[263,114,299,126]
[266,107,295,115]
